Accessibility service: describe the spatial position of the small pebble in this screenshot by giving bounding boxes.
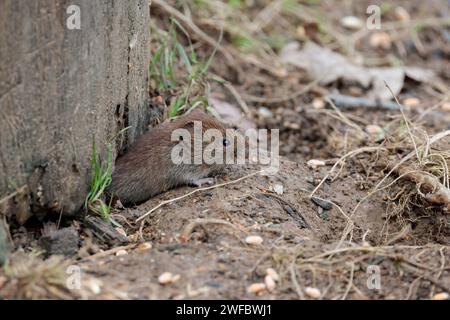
[403,97,420,108]
[247,283,266,294]
[245,235,264,245]
[266,268,280,282]
[115,227,127,238]
[296,25,306,38]
[366,124,385,141]
[258,107,273,118]
[362,241,371,247]
[264,275,276,292]
[312,97,325,109]
[274,68,288,78]
[153,96,164,105]
[158,272,178,285]
[304,287,321,299]
[138,242,153,251]
[127,233,139,242]
[114,199,125,209]
[432,292,449,300]
[369,32,392,50]
[311,197,333,210]
[115,249,128,256]
[307,159,326,169]
[272,184,284,195]
[284,122,300,130]
[441,102,450,112]
[394,6,410,22]
[87,279,103,295]
[341,16,364,30]
[317,206,329,220]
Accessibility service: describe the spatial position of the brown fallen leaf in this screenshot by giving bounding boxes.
[279,42,436,101]
[208,96,255,131]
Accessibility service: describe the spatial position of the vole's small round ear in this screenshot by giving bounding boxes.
[182,120,195,130]
[188,107,206,117]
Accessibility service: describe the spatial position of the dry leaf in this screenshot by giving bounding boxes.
[280,42,435,101]
[209,96,255,131]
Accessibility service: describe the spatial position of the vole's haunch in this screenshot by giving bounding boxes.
[108,109,231,204]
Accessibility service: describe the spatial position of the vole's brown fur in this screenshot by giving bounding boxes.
[109,109,230,204]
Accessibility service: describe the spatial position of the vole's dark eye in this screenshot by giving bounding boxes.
[179,136,183,141]
[223,138,230,146]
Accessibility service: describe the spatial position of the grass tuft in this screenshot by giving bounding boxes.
[84,137,113,222]
[150,18,221,118]
[85,127,131,223]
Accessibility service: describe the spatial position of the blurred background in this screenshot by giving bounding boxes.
[149,0,450,163]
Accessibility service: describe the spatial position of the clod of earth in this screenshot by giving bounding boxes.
[311,197,333,210]
[39,227,80,257]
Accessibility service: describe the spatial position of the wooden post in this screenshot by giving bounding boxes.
[0,0,152,222]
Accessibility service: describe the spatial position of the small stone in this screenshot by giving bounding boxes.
[158,272,174,285]
[247,283,266,294]
[158,272,180,285]
[341,16,364,30]
[305,286,321,299]
[403,97,420,108]
[245,235,263,245]
[441,102,450,112]
[366,124,385,141]
[348,86,364,97]
[115,227,127,238]
[128,233,139,242]
[394,6,410,22]
[369,32,392,50]
[40,227,79,257]
[296,25,306,38]
[312,97,325,109]
[311,197,333,210]
[284,122,300,130]
[264,275,276,292]
[137,242,152,251]
[317,206,329,220]
[272,184,284,195]
[115,249,128,256]
[266,268,280,282]
[258,107,273,118]
[307,159,326,169]
[87,279,103,295]
[432,292,449,300]
[114,199,125,209]
[153,96,164,105]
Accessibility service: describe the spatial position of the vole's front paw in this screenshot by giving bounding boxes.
[190,177,215,187]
